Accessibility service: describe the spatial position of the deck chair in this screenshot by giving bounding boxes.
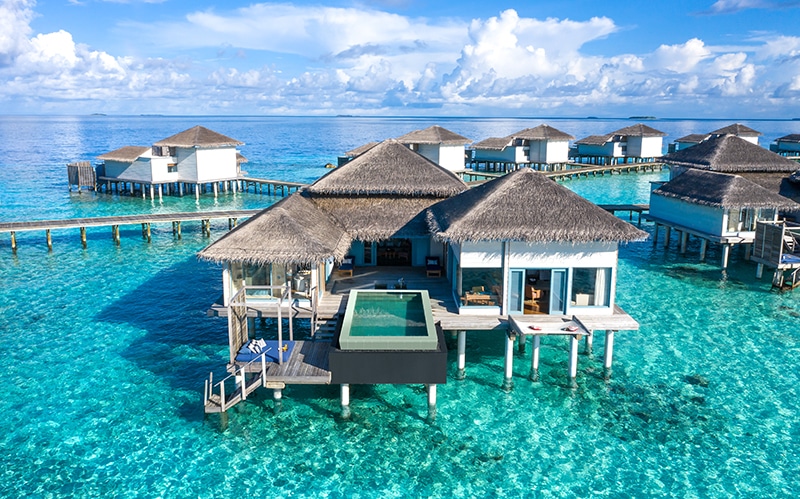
[339,255,355,277]
[426,256,442,277]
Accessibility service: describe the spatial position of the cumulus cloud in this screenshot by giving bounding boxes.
[1,2,800,116]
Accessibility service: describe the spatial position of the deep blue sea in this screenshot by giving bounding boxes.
[1,116,798,498]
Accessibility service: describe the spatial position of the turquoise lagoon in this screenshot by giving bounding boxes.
[0,116,799,497]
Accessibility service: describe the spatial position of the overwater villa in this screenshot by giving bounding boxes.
[573,123,666,165]
[395,125,472,172]
[198,138,647,415]
[95,126,246,200]
[709,123,761,145]
[470,124,575,172]
[648,133,800,269]
[771,134,800,156]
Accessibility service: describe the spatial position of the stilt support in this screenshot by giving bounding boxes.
[603,330,615,378]
[756,263,764,279]
[699,239,708,262]
[568,334,579,382]
[10,231,17,253]
[456,330,466,379]
[530,335,540,381]
[340,384,351,419]
[80,227,87,249]
[46,229,52,251]
[502,333,514,391]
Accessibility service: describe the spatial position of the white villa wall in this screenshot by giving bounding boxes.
[149,156,180,183]
[508,241,618,268]
[103,158,153,182]
[416,144,441,166]
[176,148,198,182]
[196,148,238,182]
[627,136,663,157]
[649,195,724,235]
[437,144,466,171]
[545,140,570,163]
[528,140,547,163]
[577,143,617,157]
[460,241,503,267]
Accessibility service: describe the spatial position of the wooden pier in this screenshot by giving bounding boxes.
[0,209,262,252]
[92,175,306,201]
[544,162,666,181]
[598,204,650,225]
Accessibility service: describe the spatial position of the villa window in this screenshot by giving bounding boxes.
[570,268,611,307]
[167,164,178,173]
[460,268,502,306]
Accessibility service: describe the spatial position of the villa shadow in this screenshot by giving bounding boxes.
[95,255,230,416]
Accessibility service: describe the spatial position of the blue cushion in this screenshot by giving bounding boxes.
[236,340,294,363]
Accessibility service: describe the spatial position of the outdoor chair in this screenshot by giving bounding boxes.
[426,256,442,277]
[339,255,355,277]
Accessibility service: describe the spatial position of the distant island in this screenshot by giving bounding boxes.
[629,116,657,120]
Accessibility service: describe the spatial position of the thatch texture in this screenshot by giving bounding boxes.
[97,146,150,162]
[711,123,761,137]
[427,168,648,243]
[777,134,800,144]
[662,134,799,173]
[343,142,379,158]
[675,133,709,144]
[396,125,471,145]
[312,196,443,241]
[740,172,800,204]
[575,134,611,146]
[653,170,799,210]
[307,139,467,197]
[154,126,243,148]
[236,153,248,164]
[510,124,574,141]
[611,123,666,137]
[471,137,512,150]
[198,192,350,266]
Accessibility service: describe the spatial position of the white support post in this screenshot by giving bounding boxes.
[195,184,200,201]
[721,244,731,269]
[531,335,540,381]
[603,330,615,369]
[239,369,247,401]
[518,333,527,352]
[149,184,155,200]
[699,239,708,262]
[456,330,466,379]
[213,183,218,198]
[503,334,514,390]
[427,384,437,407]
[680,231,688,254]
[664,226,671,247]
[585,331,594,355]
[341,383,351,418]
[756,263,764,279]
[157,184,163,202]
[568,335,579,380]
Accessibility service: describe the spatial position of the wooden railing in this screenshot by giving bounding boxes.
[204,349,271,413]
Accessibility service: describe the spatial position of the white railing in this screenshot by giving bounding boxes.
[204,348,271,412]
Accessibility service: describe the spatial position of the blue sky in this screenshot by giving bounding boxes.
[3,0,800,117]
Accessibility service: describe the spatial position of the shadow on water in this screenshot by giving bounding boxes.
[95,255,229,419]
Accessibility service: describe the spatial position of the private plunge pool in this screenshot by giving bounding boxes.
[339,290,438,351]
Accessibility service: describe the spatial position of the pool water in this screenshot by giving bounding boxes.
[350,292,427,337]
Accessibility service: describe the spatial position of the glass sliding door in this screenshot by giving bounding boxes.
[549,269,567,315]
[509,269,525,314]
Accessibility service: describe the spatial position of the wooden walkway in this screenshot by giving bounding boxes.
[544,162,665,181]
[598,204,649,225]
[0,209,262,251]
[239,177,307,196]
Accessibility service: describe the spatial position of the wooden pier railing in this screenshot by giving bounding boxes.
[0,209,263,252]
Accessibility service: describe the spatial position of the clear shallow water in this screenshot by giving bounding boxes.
[0,116,798,498]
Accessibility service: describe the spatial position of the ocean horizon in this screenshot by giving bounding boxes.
[1,115,798,498]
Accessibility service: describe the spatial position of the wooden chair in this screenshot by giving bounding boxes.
[339,255,355,277]
[426,256,442,277]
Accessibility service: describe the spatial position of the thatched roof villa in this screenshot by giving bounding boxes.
[574,123,666,163]
[649,135,800,268]
[470,124,575,171]
[395,125,472,172]
[198,138,647,413]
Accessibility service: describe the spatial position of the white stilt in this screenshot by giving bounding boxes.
[664,226,671,247]
[531,335,540,381]
[157,184,163,202]
[680,231,688,254]
[149,184,155,200]
[213,183,218,198]
[518,333,527,352]
[427,384,437,406]
[652,224,659,245]
[341,384,350,407]
[721,244,731,269]
[585,331,594,355]
[273,389,282,401]
[568,334,579,380]
[699,239,708,261]
[756,263,764,279]
[603,331,615,369]
[195,184,200,201]
[503,334,514,389]
[456,330,466,379]
[744,243,751,261]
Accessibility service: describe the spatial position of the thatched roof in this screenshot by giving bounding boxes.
[236,153,248,164]
[711,123,761,137]
[509,124,574,141]
[675,133,709,144]
[312,196,442,241]
[343,142,379,158]
[471,137,512,150]
[653,170,799,210]
[307,139,467,197]
[777,134,800,144]
[426,168,648,244]
[97,146,149,162]
[611,123,667,137]
[575,134,611,146]
[154,126,243,148]
[396,125,471,145]
[662,134,799,173]
[740,172,800,204]
[198,192,350,266]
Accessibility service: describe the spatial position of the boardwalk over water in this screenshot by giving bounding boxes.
[0,209,262,251]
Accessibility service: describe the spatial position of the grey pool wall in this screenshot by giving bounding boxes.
[338,290,438,351]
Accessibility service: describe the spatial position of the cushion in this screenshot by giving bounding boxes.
[247,340,261,354]
[426,258,439,266]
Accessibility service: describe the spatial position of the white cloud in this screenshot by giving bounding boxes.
[705,0,800,14]
[648,38,711,73]
[0,0,35,66]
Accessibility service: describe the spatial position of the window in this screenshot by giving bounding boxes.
[167,164,178,173]
[461,268,502,307]
[570,268,611,307]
